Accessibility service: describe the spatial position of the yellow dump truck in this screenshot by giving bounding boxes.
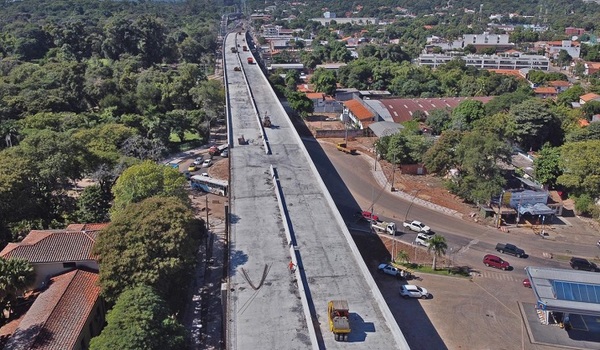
[336,142,356,155]
[328,300,351,341]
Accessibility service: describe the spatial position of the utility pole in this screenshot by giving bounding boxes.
[390,153,396,192]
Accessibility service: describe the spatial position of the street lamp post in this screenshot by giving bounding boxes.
[390,153,396,192]
[405,189,422,221]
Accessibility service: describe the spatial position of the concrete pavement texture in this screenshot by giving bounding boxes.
[224,32,408,349]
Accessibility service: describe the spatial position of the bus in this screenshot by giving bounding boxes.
[166,157,186,170]
[190,175,228,196]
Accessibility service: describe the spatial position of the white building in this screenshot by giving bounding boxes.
[415,53,550,71]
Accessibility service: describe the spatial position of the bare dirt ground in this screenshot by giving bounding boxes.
[303,115,476,217]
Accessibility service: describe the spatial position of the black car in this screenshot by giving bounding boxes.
[569,257,598,272]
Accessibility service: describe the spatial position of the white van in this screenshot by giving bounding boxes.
[415,232,435,247]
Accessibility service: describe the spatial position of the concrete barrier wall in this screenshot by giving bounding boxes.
[314,129,364,139]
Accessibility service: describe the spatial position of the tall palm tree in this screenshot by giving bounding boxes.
[427,235,448,270]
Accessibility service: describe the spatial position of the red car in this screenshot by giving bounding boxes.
[523,279,532,288]
[483,254,510,271]
[360,211,379,222]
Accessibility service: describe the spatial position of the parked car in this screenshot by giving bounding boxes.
[358,211,379,222]
[399,285,430,299]
[188,164,197,172]
[378,264,405,278]
[192,157,204,165]
[202,159,213,168]
[415,232,435,247]
[523,278,531,288]
[221,149,229,158]
[483,254,510,271]
[569,257,598,272]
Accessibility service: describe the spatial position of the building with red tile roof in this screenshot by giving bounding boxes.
[579,93,600,104]
[0,224,107,289]
[342,99,375,128]
[548,80,570,93]
[534,87,558,99]
[584,62,600,76]
[3,269,105,350]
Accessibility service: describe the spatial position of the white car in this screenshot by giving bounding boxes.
[192,157,204,165]
[400,285,430,299]
[202,159,213,168]
[378,263,403,278]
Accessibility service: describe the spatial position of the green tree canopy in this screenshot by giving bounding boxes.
[310,68,337,96]
[450,99,485,131]
[0,257,35,318]
[509,99,562,151]
[89,285,186,350]
[93,196,202,308]
[111,161,188,214]
[534,144,562,188]
[558,140,600,197]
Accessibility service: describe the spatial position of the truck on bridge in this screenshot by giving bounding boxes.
[328,300,351,341]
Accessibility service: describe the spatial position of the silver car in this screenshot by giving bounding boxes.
[400,285,430,299]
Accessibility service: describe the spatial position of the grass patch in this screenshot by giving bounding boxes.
[169,131,201,143]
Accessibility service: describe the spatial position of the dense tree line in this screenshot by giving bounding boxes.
[0,0,224,246]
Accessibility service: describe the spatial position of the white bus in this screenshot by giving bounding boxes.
[190,175,228,196]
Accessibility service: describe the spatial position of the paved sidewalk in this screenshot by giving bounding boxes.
[182,219,226,350]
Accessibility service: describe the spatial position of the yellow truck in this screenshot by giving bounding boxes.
[336,142,356,155]
[328,300,351,341]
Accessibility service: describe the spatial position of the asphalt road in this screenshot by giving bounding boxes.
[304,137,600,350]
[305,139,600,274]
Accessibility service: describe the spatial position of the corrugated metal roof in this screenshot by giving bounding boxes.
[380,97,494,123]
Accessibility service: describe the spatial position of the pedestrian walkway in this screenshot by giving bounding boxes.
[182,219,226,350]
[472,270,518,282]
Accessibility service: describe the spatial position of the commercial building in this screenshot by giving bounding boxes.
[416,53,550,71]
[525,267,600,328]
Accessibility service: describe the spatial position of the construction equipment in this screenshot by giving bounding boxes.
[336,142,356,155]
[328,300,351,341]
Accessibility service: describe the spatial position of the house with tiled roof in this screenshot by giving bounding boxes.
[0,224,107,289]
[534,87,558,99]
[3,269,105,350]
[584,62,600,76]
[340,99,375,128]
[579,93,600,105]
[548,80,570,93]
